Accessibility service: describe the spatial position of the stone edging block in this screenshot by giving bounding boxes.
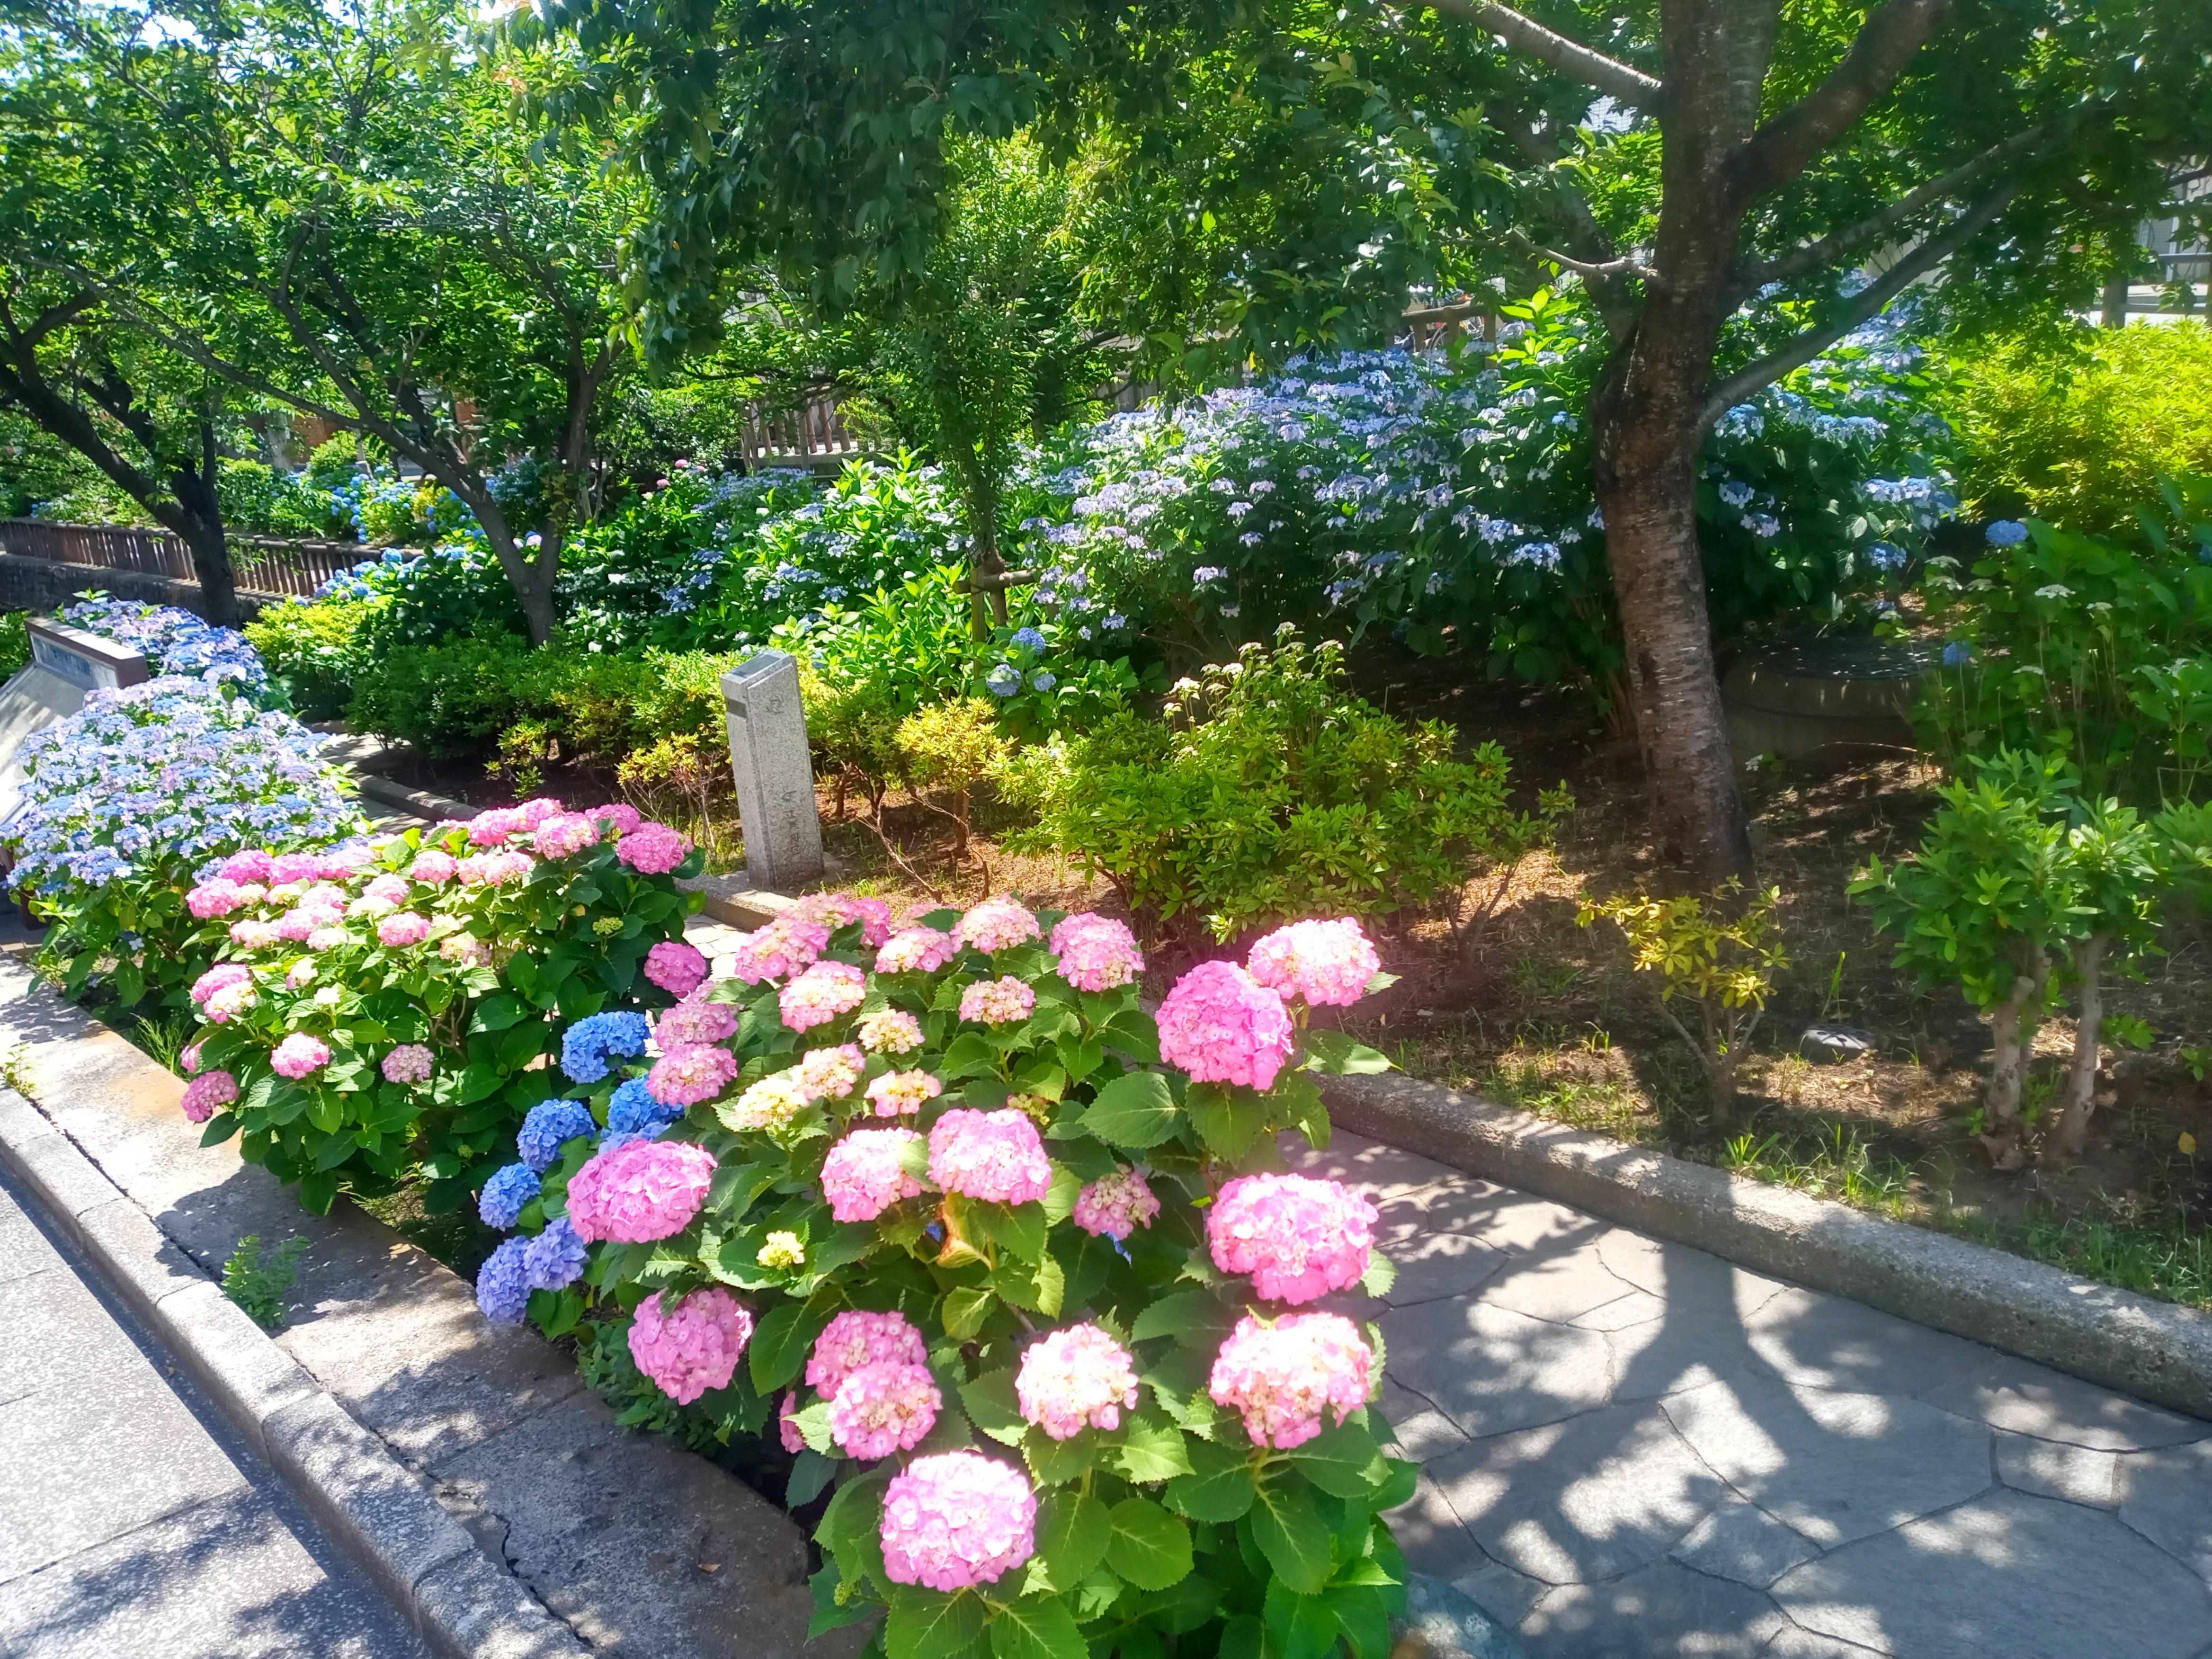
[0,1083,591,1658]
[1320,1071,2212,1419]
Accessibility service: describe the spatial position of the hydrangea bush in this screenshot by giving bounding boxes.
[172,801,706,1212]
[470,895,1413,1659]
[6,676,363,1008]
[57,596,272,696]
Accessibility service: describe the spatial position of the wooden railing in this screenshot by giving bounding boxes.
[740,400,865,468]
[0,519,381,600]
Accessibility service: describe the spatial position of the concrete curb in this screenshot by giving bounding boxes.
[0,1083,589,1659]
[356,771,481,824]
[1321,1070,2212,1420]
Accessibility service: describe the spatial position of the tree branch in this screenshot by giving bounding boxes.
[1493,109,1638,339]
[1505,227,1655,284]
[1410,0,1662,107]
[1729,0,1952,205]
[1736,121,2060,290]
[1697,177,2024,429]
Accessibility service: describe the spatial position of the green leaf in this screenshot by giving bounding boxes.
[1080,1070,1180,1149]
[1165,1437,1258,1522]
[793,1400,836,1454]
[1249,1481,1334,1595]
[941,1284,997,1339]
[1023,1426,1097,1486]
[1218,1614,1264,1659]
[1302,1029,1392,1076]
[987,1596,1085,1659]
[1184,1082,1267,1160]
[958,1368,1028,1447]
[972,1200,1047,1264]
[749,1300,826,1392]
[1109,1412,1194,1482]
[1288,1419,1389,1499]
[471,993,527,1032]
[1359,1251,1397,1299]
[1263,1579,1339,1659]
[1034,1490,1111,1590]
[1131,1288,1239,1348]
[885,1591,986,1659]
[1101,1498,1192,1591]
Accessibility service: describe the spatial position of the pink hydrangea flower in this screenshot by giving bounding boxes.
[722,1070,810,1132]
[229,919,280,950]
[457,851,534,888]
[589,803,643,835]
[1206,1173,1375,1304]
[1072,1168,1161,1240]
[779,961,867,1032]
[566,1137,718,1243]
[647,1044,739,1107]
[285,960,317,990]
[306,926,350,953]
[927,1109,1052,1205]
[530,813,599,860]
[954,897,1041,954]
[863,1069,942,1118]
[628,1287,754,1404]
[408,849,459,884]
[654,997,739,1048]
[644,940,710,997]
[219,849,274,884]
[856,1009,925,1055]
[179,1040,205,1076]
[819,1128,929,1222]
[377,912,431,949]
[382,1043,436,1085]
[1156,961,1294,1090]
[1049,913,1144,992]
[191,964,252,1007]
[879,1453,1036,1592]
[187,879,251,919]
[275,909,326,944]
[959,977,1035,1026]
[347,893,396,921]
[1247,918,1381,1008]
[467,809,521,847]
[1017,1325,1140,1440]
[808,1309,929,1393]
[180,1069,238,1124]
[616,821,691,874]
[791,892,895,947]
[876,928,957,975]
[515,796,565,828]
[440,934,491,967]
[829,1360,942,1459]
[363,873,411,907]
[725,918,831,985]
[779,1391,806,1454]
[797,1044,866,1101]
[270,1033,332,1079]
[268,852,322,885]
[316,846,375,878]
[205,981,256,1023]
[1208,1312,1372,1449]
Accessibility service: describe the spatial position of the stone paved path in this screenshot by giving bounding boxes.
[1295,1131,2212,1659]
[0,1166,425,1659]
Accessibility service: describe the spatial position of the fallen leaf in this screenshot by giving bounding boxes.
[2180,1132,2198,1156]
[697,1563,720,1573]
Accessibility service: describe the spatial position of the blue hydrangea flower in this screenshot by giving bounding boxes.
[1985,520,2028,546]
[478,1162,543,1230]
[1031,671,1057,692]
[559,1011,650,1083]
[474,1237,531,1324]
[985,664,1021,697]
[522,1218,589,1292]
[517,1098,598,1170]
[1009,626,1048,653]
[609,1078,682,1136]
[596,1128,651,1156]
[1942,642,1974,666]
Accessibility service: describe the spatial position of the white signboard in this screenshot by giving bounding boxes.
[1,619,152,830]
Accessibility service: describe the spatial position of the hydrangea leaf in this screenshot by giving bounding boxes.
[1080,1070,1180,1149]
[1249,1480,1334,1595]
[1033,1490,1112,1590]
[1286,1419,1389,1499]
[1164,1437,1258,1522]
[986,1594,1085,1659]
[1102,1498,1193,1591]
[885,1587,987,1659]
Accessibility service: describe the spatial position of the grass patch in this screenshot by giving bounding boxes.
[353,1177,500,1280]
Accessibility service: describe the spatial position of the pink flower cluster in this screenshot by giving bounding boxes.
[1071,1168,1161,1240]
[863,1069,941,1117]
[807,1309,928,1393]
[409,850,458,884]
[643,940,710,996]
[820,1129,927,1222]
[590,803,643,835]
[796,1044,866,1101]
[1156,961,1294,1090]
[187,878,255,919]
[229,919,280,950]
[647,1045,738,1108]
[219,849,275,883]
[181,1069,238,1124]
[927,1109,1052,1205]
[790,892,894,947]
[191,964,252,1008]
[179,1040,204,1075]
[959,976,1035,1026]
[528,812,600,859]
[828,1361,941,1459]
[879,1453,1036,1591]
[457,850,534,888]
[376,912,430,949]
[654,998,738,1048]
[270,1033,331,1079]
[954,897,1040,954]
[1206,1173,1375,1304]
[566,1137,717,1242]
[1016,1325,1140,1440]
[726,918,830,985]
[363,874,411,906]
[616,821,690,874]
[779,961,866,1032]
[1049,913,1144,991]
[382,1043,436,1085]
[1208,1312,1372,1449]
[856,1009,925,1055]
[628,1287,754,1405]
[1247,918,1380,1008]
[875,928,956,975]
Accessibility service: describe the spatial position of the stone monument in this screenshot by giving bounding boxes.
[0,615,150,826]
[719,649,824,892]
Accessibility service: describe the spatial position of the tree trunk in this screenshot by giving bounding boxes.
[1984,949,2051,1129]
[169,442,241,629]
[2101,273,2131,329]
[444,475,556,646]
[2044,933,2111,1164]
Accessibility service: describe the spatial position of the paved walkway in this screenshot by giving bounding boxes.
[1298,1131,2212,1659]
[0,1167,424,1659]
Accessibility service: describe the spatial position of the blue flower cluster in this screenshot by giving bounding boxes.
[60,598,268,693]
[475,1104,602,1323]
[517,1097,598,1169]
[608,1077,681,1137]
[478,1162,542,1229]
[559,1012,650,1084]
[7,677,361,895]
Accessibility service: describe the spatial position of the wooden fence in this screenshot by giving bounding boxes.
[0,519,377,600]
[739,401,865,469]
